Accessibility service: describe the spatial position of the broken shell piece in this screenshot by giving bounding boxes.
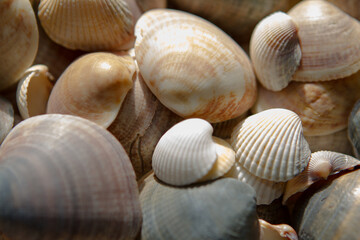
[152,118,235,186]
[16,65,54,119]
[283,151,360,203]
[0,97,14,144]
[259,219,298,240]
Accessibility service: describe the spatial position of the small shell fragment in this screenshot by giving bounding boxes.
[259,219,298,240]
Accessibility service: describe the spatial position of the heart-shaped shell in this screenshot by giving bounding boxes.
[0,0,38,91]
[288,0,360,81]
[348,100,360,158]
[0,114,142,239]
[0,97,14,144]
[231,108,311,181]
[135,9,257,123]
[38,0,137,51]
[140,174,260,240]
[47,52,136,128]
[250,11,301,91]
[152,118,235,186]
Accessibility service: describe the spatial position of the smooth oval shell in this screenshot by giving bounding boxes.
[349,100,360,158]
[0,114,142,239]
[135,9,257,123]
[0,0,38,91]
[47,52,135,128]
[140,174,260,240]
[250,11,301,91]
[0,97,14,144]
[38,0,136,51]
[288,0,360,81]
[231,109,311,181]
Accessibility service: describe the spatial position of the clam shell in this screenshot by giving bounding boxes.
[16,65,54,119]
[0,0,38,91]
[47,52,135,128]
[250,11,301,91]
[348,100,360,158]
[288,0,360,81]
[152,118,235,186]
[0,114,142,239]
[0,97,14,144]
[231,108,311,181]
[38,0,136,51]
[140,174,260,240]
[135,9,257,123]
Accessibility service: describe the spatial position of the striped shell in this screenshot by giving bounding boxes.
[250,11,301,91]
[152,118,235,186]
[231,108,311,181]
[288,0,360,81]
[0,97,14,144]
[135,9,257,123]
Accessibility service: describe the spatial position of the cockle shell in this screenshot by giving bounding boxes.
[0,97,14,144]
[288,0,360,81]
[135,9,257,123]
[38,0,137,51]
[348,100,360,158]
[250,12,301,91]
[16,65,54,119]
[140,174,260,240]
[0,114,142,239]
[47,52,136,128]
[0,0,38,91]
[152,118,235,186]
[231,108,311,181]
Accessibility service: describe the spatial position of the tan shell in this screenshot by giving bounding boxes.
[0,97,14,144]
[259,219,298,240]
[327,0,360,20]
[0,0,38,91]
[231,108,311,181]
[135,9,257,123]
[0,114,142,239]
[38,0,137,51]
[16,65,54,119]
[288,0,360,81]
[47,52,136,128]
[152,118,235,186]
[252,71,360,136]
[250,11,301,91]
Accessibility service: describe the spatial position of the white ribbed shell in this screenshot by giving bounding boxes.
[231,108,311,181]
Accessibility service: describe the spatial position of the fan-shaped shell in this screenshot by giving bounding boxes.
[250,11,301,91]
[38,0,137,51]
[140,174,260,240]
[349,100,360,158]
[231,108,311,181]
[47,52,135,128]
[0,114,142,239]
[135,9,257,123]
[152,118,235,186]
[288,0,360,81]
[0,97,14,144]
[0,0,38,91]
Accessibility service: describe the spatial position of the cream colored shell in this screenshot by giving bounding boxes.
[152,118,235,186]
[135,9,257,123]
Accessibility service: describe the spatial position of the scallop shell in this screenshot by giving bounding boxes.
[250,11,301,91]
[0,114,142,239]
[0,0,38,91]
[231,108,311,181]
[0,97,14,144]
[135,9,257,123]
[47,52,136,128]
[348,100,360,158]
[152,118,235,186]
[16,65,54,119]
[38,0,137,51]
[288,0,360,81]
[140,174,260,240]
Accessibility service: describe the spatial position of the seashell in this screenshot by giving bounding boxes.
[38,0,138,51]
[283,151,360,203]
[135,9,257,123]
[47,52,136,128]
[0,97,14,144]
[225,162,285,205]
[231,108,311,181]
[16,65,54,119]
[327,0,360,20]
[0,114,142,239]
[140,173,260,240]
[250,12,301,91]
[291,168,360,240]
[211,111,249,140]
[252,71,360,136]
[259,219,298,240]
[288,0,360,81]
[348,100,360,158]
[0,0,38,91]
[152,118,235,186]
